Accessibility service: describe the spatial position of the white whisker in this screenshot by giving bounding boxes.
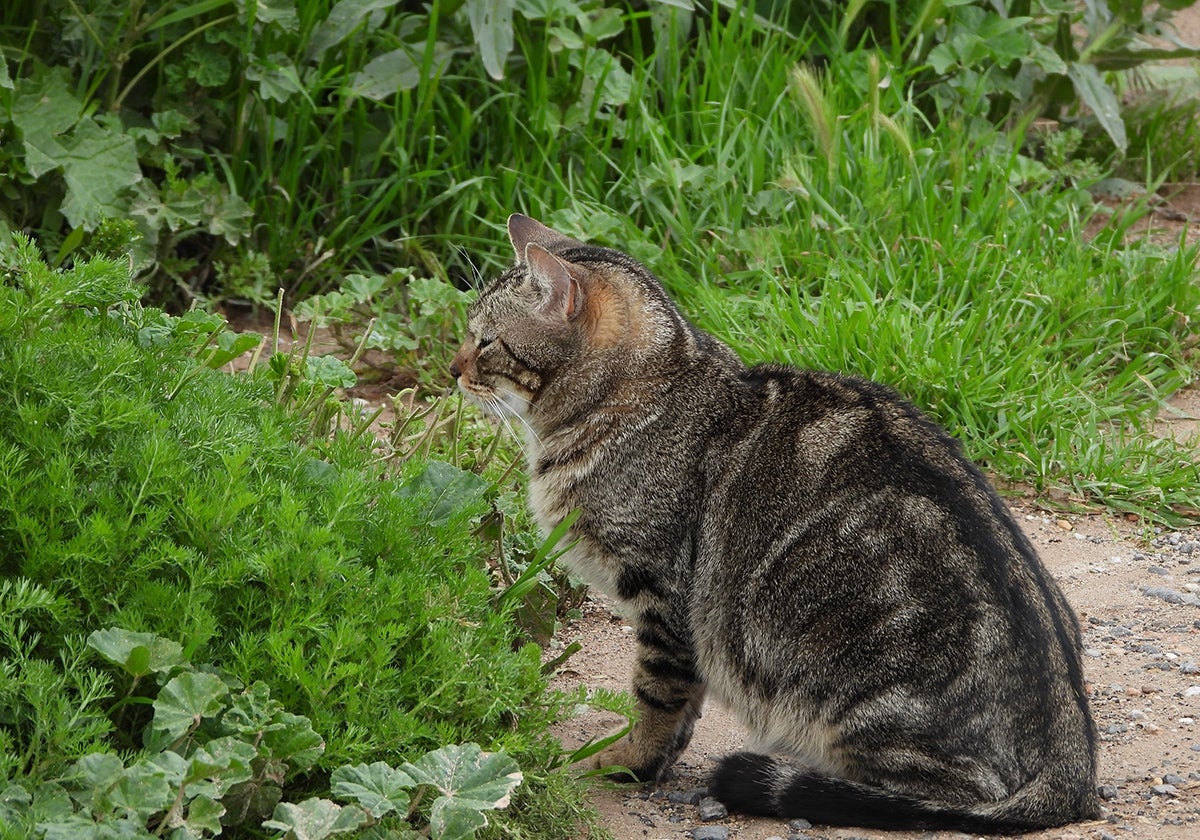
[484,393,543,454]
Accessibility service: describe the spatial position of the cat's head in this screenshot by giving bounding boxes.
[450,214,680,428]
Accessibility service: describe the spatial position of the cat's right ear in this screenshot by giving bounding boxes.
[524,244,582,321]
[508,214,586,262]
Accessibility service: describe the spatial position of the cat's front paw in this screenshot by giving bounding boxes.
[590,739,666,783]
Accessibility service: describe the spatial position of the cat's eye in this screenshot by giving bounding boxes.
[476,336,495,350]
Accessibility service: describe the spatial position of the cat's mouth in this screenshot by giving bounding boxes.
[457,378,530,421]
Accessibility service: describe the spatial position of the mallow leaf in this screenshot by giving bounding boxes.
[397,461,490,526]
[87,628,185,678]
[329,761,413,817]
[263,798,368,839]
[401,744,522,840]
[148,672,228,750]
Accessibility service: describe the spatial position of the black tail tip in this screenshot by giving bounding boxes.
[709,752,781,817]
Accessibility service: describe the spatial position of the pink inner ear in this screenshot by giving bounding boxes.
[524,244,579,320]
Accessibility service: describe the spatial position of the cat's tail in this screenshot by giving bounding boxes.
[709,753,1097,834]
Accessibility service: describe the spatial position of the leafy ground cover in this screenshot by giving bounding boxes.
[0,239,604,838]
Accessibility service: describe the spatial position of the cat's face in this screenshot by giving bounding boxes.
[450,215,590,421]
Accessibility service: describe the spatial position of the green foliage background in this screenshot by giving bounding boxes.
[0,238,579,837]
[2,0,1200,837]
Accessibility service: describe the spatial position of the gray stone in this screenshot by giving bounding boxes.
[1142,586,1200,606]
[668,789,705,805]
[1163,773,1186,785]
[692,827,730,840]
[1150,784,1178,796]
[697,796,728,821]
[1098,784,1120,800]
[787,818,813,831]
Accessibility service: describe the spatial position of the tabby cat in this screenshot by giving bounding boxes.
[450,214,1099,833]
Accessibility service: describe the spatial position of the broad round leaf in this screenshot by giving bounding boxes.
[149,672,228,748]
[329,761,413,818]
[263,798,368,840]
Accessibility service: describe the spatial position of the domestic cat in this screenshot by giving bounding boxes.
[450,214,1099,832]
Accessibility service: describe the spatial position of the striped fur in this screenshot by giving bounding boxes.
[450,215,1099,832]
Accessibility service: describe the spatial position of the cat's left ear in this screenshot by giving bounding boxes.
[508,214,587,262]
[524,243,582,321]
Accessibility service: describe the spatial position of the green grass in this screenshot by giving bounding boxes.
[435,13,1200,521]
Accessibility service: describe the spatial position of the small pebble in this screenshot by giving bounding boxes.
[1181,662,1200,674]
[691,827,729,840]
[668,789,705,805]
[1098,784,1120,800]
[787,818,813,831]
[697,796,728,821]
[1151,783,1178,796]
[1142,586,1200,606]
[1104,724,1128,735]
[1163,773,1186,785]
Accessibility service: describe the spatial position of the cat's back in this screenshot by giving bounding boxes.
[706,362,1017,550]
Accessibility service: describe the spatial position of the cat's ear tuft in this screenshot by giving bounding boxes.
[508,214,586,262]
[524,244,582,321]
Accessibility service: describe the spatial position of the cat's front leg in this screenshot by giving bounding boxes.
[593,640,706,781]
